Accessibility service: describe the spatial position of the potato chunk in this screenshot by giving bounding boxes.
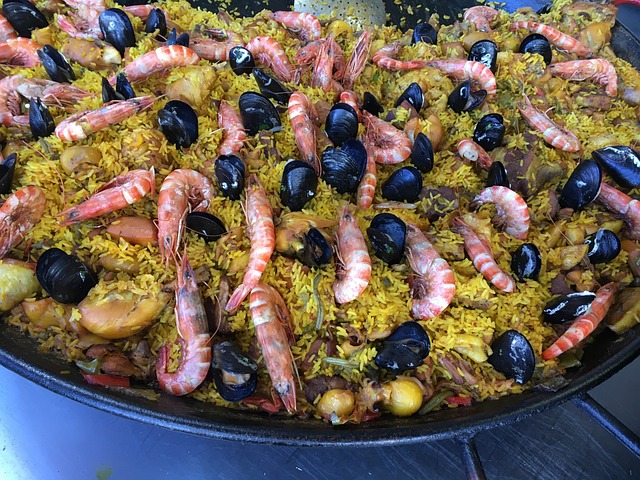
[0,261,40,311]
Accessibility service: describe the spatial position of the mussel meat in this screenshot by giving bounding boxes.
[394,82,424,111]
[543,291,596,324]
[229,46,255,75]
[36,248,98,304]
[447,80,487,113]
[165,28,189,47]
[214,154,245,200]
[157,99,199,148]
[411,22,437,45]
[238,91,281,136]
[0,153,17,195]
[585,228,621,264]
[280,160,317,211]
[2,0,47,38]
[29,97,55,140]
[410,132,434,174]
[374,321,431,373]
[488,330,535,384]
[519,33,552,65]
[320,139,367,194]
[511,243,541,281]
[185,212,226,242]
[252,68,291,105]
[362,92,384,117]
[325,103,359,147]
[473,113,504,151]
[486,161,510,188]
[211,341,258,402]
[145,8,167,38]
[381,166,423,203]
[367,213,406,265]
[592,146,640,189]
[559,159,602,211]
[296,227,332,267]
[37,45,76,84]
[468,40,498,73]
[99,8,136,56]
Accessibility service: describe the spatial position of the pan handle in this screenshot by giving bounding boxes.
[458,435,487,480]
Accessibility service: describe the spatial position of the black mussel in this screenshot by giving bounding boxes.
[321,139,367,194]
[488,330,535,384]
[185,212,226,242]
[102,77,123,103]
[592,146,640,189]
[486,161,510,188]
[447,80,487,113]
[543,291,596,324]
[296,227,332,267]
[585,228,621,264]
[29,97,55,140]
[37,45,75,83]
[374,321,431,373]
[229,46,255,75]
[2,0,47,38]
[367,213,406,265]
[473,113,505,151]
[325,103,359,147]
[0,153,17,194]
[519,33,552,65]
[362,92,384,117]
[511,243,541,281]
[115,72,135,100]
[214,154,245,200]
[211,341,258,402]
[381,166,423,203]
[165,28,189,47]
[158,100,198,148]
[394,82,424,111]
[411,21,437,45]
[252,68,291,105]
[280,160,317,211]
[559,160,602,211]
[238,91,281,136]
[410,132,434,174]
[36,248,98,304]
[468,40,498,73]
[99,8,136,56]
[145,8,167,37]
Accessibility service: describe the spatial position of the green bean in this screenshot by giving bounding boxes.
[418,389,454,415]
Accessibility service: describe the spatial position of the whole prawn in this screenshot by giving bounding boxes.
[249,283,297,413]
[342,29,373,90]
[426,60,497,97]
[225,174,275,312]
[463,6,499,32]
[190,30,244,62]
[597,182,640,240]
[362,111,412,165]
[270,11,321,42]
[288,91,321,176]
[246,36,295,83]
[509,21,591,57]
[549,59,617,96]
[217,101,246,156]
[542,283,618,360]
[457,139,493,170]
[516,94,581,152]
[0,38,40,66]
[156,253,211,395]
[372,41,428,71]
[356,144,376,210]
[108,45,200,85]
[472,186,530,240]
[312,36,343,93]
[57,0,105,40]
[57,169,155,226]
[0,186,46,259]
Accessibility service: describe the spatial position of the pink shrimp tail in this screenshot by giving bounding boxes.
[225,284,250,312]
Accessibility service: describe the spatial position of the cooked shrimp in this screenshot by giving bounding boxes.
[57,0,105,40]
[249,283,296,413]
[0,14,17,41]
[339,90,361,120]
[123,4,167,22]
[288,91,321,176]
[157,169,215,263]
[270,11,321,42]
[0,186,46,259]
[156,253,211,395]
[597,182,640,240]
[333,205,371,304]
[55,96,155,141]
[510,21,591,57]
[472,186,530,240]
[362,111,412,164]
[452,217,515,293]
[14,75,91,106]
[312,36,343,93]
[542,282,618,360]
[108,45,200,85]
[356,145,376,210]
[218,101,246,155]
[426,60,497,97]
[517,94,580,152]
[405,223,455,319]
[342,29,372,90]
[457,139,493,170]
[226,174,275,312]
[0,38,40,66]
[190,33,243,62]
[463,6,499,32]
[246,36,295,83]
[58,169,155,226]
[372,41,429,71]
[549,59,617,96]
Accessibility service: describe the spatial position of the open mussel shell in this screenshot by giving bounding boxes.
[325,103,359,147]
[36,248,98,304]
[115,72,135,100]
[252,68,291,105]
[585,228,621,264]
[374,321,431,373]
[280,160,317,211]
[2,0,48,38]
[102,77,123,103]
[362,92,384,117]
[158,99,199,148]
[238,91,281,136]
[447,80,486,113]
[486,161,510,188]
[38,45,75,84]
[519,33,552,65]
[411,22,437,45]
[367,213,406,265]
[29,97,55,140]
[511,243,541,281]
[165,28,189,47]
[488,330,535,384]
[296,227,332,267]
[559,160,602,211]
[381,166,423,203]
[145,8,167,37]
[186,212,226,242]
[229,46,255,75]
[592,146,640,189]
[214,154,245,200]
[99,8,136,56]
[211,341,258,402]
[394,82,424,111]
[321,138,367,194]
[543,291,596,324]
[468,40,498,73]
[410,132,434,174]
[473,113,504,151]
[0,153,17,194]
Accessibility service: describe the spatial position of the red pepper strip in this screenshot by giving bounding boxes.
[444,395,473,406]
[81,372,131,388]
